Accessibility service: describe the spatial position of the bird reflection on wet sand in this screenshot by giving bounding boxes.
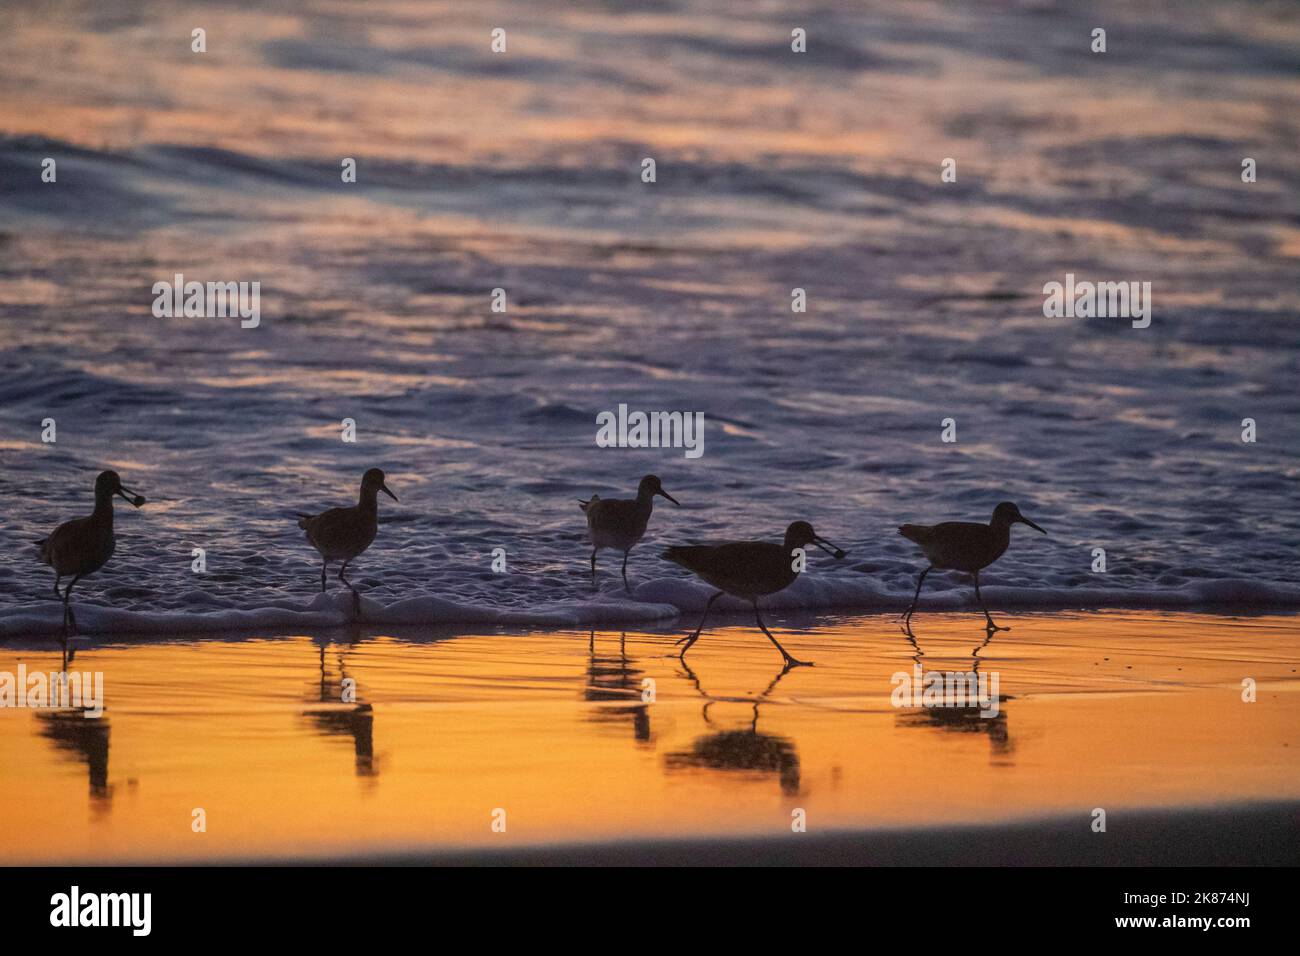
[301,635,377,779]
[583,631,651,743]
[895,623,1013,760]
[4,613,1297,865]
[664,662,800,796]
[36,707,112,811]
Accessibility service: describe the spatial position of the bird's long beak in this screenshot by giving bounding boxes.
[1020,516,1046,534]
[117,486,146,508]
[381,484,398,503]
[814,536,847,559]
[658,488,680,506]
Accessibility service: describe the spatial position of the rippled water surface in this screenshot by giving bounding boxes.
[0,0,1298,630]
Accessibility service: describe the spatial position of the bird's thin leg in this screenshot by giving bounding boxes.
[339,560,360,614]
[677,590,723,658]
[621,550,630,591]
[57,580,68,658]
[320,559,328,593]
[590,549,597,583]
[53,573,62,599]
[754,602,811,668]
[973,571,1008,632]
[904,566,931,623]
[62,575,80,637]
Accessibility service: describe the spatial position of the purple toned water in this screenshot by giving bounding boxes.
[1,0,1298,635]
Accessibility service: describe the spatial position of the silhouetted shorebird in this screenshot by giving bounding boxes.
[37,470,146,640]
[899,501,1046,631]
[297,468,397,613]
[663,521,846,668]
[579,474,679,589]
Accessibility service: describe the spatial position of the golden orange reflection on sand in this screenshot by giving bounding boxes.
[0,612,1297,863]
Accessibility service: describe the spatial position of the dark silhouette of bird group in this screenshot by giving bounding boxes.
[34,469,1047,668]
[582,476,1045,667]
[36,468,399,646]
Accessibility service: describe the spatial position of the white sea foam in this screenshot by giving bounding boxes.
[2,575,1297,639]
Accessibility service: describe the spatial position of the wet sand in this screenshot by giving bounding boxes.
[0,610,1296,865]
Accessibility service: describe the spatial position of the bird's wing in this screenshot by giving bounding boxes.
[901,521,991,569]
[585,496,639,525]
[663,540,777,568]
[931,521,987,536]
[900,521,984,543]
[303,506,375,555]
[664,541,788,594]
[40,516,90,563]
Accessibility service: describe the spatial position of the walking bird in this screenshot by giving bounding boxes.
[37,470,147,640]
[298,468,397,612]
[579,474,679,589]
[899,501,1046,631]
[663,521,846,668]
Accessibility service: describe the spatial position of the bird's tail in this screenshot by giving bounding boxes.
[898,524,928,545]
[295,512,315,530]
[577,494,596,512]
[662,545,708,569]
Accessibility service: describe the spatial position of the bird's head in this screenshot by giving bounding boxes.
[785,521,846,559]
[638,474,679,506]
[362,468,398,502]
[993,501,1045,533]
[96,470,146,507]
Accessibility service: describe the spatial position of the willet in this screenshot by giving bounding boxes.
[37,470,146,640]
[579,474,680,589]
[663,521,846,668]
[297,468,397,613]
[899,501,1046,631]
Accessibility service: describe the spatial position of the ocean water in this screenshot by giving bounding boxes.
[1,0,1298,635]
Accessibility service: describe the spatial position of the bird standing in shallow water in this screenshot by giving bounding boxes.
[663,521,846,669]
[37,470,147,641]
[298,468,397,613]
[899,501,1046,631]
[579,474,679,590]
